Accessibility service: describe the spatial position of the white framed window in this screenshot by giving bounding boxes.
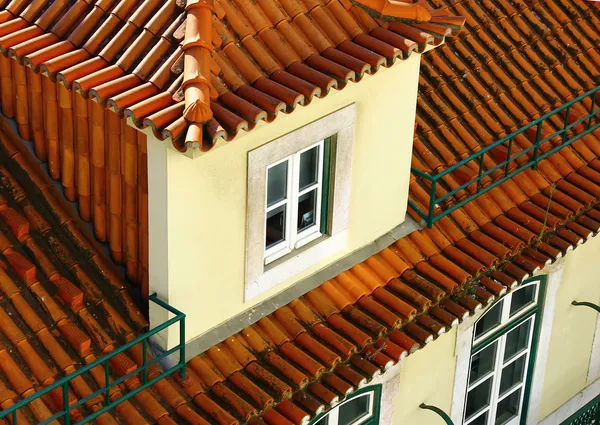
[265,141,326,264]
[464,280,542,425]
[245,105,355,301]
[312,387,380,425]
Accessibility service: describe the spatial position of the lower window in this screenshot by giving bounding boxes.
[312,386,381,425]
[464,279,543,425]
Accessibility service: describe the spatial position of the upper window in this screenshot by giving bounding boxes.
[464,280,542,425]
[312,387,380,425]
[265,140,331,264]
[245,105,355,301]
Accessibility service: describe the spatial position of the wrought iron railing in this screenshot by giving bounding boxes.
[409,85,600,228]
[0,293,186,425]
[561,394,600,425]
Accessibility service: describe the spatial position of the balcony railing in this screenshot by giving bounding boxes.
[560,394,600,425]
[409,85,600,228]
[0,293,186,425]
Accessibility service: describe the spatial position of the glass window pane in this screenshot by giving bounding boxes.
[495,389,522,425]
[470,342,498,385]
[339,394,370,425]
[298,190,317,232]
[510,284,536,317]
[500,355,526,395]
[313,416,328,425]
[468,411,488,425]
[267,162,288,207]
[266,205,286,249]
[504,319,532,362]
[475,300,504,339]
[299,146,319,191]
[466,377,493,420]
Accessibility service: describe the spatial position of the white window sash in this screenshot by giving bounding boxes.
[473,280,540,345]
[264,141,325,264]
[316,392,375,425]
[465,314,536,425]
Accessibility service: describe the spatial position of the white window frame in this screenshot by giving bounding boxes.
[245,105,355,301]
[463,280,541,425]
[264,140,325,264]
[315,391,375,425]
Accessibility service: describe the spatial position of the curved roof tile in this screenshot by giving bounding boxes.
[0,0,463,153]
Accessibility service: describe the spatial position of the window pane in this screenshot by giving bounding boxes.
[313,416,328,425]
[470,342,498,385]
[495,389,522,425]
[299,146,319,191]
[339,394,370,425]
[503,319,532,362]
[468,411,488,425]
[510,284,536,317]
[475,300,504,339]
[500,355,526,395]
[267,162,288,207]
[298,190,317,232]
[466,377,493,419]
[266,205,286,248]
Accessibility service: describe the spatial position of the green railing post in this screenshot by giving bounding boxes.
[419,404,455,425]
[12,408,16,425]
[63,381,70,425]
[505,137,513,177]
[104,359,110,405]
[562,105,571,144]
[476,154,484,192]
[588,92,597,129]
[142,339,148,384]
[179,315,187,378]
[427,178,437,228]
[532,120,543,170]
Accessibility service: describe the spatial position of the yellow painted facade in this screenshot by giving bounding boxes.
[383,235,600,424]
[147,53,423,345]
[539,235,600,419]
[393,327,458,425]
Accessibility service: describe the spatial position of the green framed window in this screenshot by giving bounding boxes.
[264,136,333,264]
[463,276,546,425]
[311,385,381,425]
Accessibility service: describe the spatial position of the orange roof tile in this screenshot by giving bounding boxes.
[1,0,600,424]
[0,0,463,153]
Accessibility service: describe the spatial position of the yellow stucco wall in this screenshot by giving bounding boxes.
[393,327,457,425]
[539,235,600,419]
[149,53,423,344]
[383,236,600,424]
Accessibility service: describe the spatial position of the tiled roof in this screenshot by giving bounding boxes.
[0,0,463,153]
[2,1,600,425]
[0,123,192,425]
[169,0,600,424]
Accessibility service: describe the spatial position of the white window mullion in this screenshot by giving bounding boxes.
[289,154,300,250]
[264,140,328,262]
[488,333,507,425]
[314,141,325,233]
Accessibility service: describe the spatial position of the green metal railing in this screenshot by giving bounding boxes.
[561,394,600,425]
[410,85,600,228]
[0,293,186,425]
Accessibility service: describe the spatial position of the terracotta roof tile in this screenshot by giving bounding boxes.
[0,0,462,153]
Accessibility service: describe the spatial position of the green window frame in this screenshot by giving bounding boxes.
[310,385,382,425]
[463,276,547,425]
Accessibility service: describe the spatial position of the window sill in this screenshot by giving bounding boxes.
[245,230,348,301]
